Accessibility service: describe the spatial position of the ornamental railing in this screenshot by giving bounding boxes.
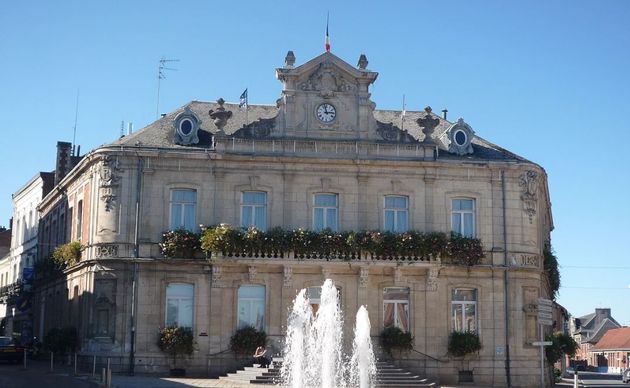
[214,138,437,160]
[211,250,440,263]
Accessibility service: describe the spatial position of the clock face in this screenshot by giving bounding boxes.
[316,103,336,123]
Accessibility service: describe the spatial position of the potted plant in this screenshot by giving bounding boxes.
[379,326,413,356]
[158,326,194,376]
[448,330,482,382]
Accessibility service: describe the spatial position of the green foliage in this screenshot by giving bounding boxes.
[44,326,79,354]
[157,326,194,366]
[52,241,82,268]
[229,326,267,355]
[545,332,578,365]
[543,244,561,300]
[33,257,64,285]
[379,326,413,355]
[160,229,201,259]
[448,331,482,357]
[443,233,485,265]
[200,225,484,264]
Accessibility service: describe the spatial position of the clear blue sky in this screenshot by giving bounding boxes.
[1,1,629,325]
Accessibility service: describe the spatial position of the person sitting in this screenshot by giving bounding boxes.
[253,345,271,368]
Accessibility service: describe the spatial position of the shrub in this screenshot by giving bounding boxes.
[379,326,413,355]
[230,326,266,355]
[448,331,482,357]
[160,229,201,259]
[158,326,194,367]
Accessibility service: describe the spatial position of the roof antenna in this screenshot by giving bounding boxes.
[72,89,79,156]
[156,57,179,119]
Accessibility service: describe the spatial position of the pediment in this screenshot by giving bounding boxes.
[276,52,378,95]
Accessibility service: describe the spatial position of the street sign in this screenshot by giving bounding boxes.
[532,341,552,346]
[538,311,553,320]
[538,298,553,306]
[538,317,553,326]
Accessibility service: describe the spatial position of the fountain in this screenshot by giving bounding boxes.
[281,279,377,388]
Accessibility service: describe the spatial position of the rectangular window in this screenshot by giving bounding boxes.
[451,198,475,237]
[383,287,410,332]
[451,288,477,332]
[384,196,409,232]
[170,189,197,231]
[165,283,194,328]
[241,192,267,230]
[238,285,265,331]
[313,193,338,231]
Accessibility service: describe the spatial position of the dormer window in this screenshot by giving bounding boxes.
[173,107,201,145]
[447,118,475,155]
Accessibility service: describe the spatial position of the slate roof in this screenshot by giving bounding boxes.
[109,100,532,164]
[592,327,630,350]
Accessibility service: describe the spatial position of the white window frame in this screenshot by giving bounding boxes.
[237,285,266,331]
[165,283,194,328]
[240,191,267,230]
[384,195,409,232]
[451,198,476,237]
[451,288,478,333]
[383,287,410,332]
[312,193,338,232]
[169,189,197,231]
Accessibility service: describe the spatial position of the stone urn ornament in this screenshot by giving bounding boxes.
[416,106,440,144]
[208,98,232,135]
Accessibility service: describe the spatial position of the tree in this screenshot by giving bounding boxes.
[546,332,578,365]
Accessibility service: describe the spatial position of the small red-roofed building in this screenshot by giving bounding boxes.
[589,327,630,373]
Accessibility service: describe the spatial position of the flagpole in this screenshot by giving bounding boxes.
[246,89,249,127]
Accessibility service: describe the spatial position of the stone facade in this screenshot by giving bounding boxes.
[33,51,555,386]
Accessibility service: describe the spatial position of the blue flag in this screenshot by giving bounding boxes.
[239,88,248,108]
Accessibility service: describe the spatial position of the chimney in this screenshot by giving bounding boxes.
[595,308,611,318]
[128,122,133,135]
[55,141,72,185]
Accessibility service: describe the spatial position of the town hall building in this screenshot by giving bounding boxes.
[33,50,556,387]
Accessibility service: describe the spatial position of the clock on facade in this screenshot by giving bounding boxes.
[316,103,336,123]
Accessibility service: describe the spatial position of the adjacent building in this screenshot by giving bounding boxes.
[570,308,622,366]
[32,51,557,386]
[0,172,54,341]
[589,327,630,373]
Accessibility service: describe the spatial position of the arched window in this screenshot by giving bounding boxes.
[237,285,265,331]
[165,283,194,328]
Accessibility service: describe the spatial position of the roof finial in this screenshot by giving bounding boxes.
[357,54,368,69]
[285,51,295,68]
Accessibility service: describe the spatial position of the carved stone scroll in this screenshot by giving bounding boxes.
[283,266,293,288]
[519,170,539,223]
[427,267,439,291]
[359,267,369,288]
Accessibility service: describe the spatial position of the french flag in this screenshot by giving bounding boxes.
[325,14,330,52]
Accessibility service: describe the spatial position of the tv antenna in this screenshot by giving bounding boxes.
[72,89,80,156]
[156,57,179,119]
